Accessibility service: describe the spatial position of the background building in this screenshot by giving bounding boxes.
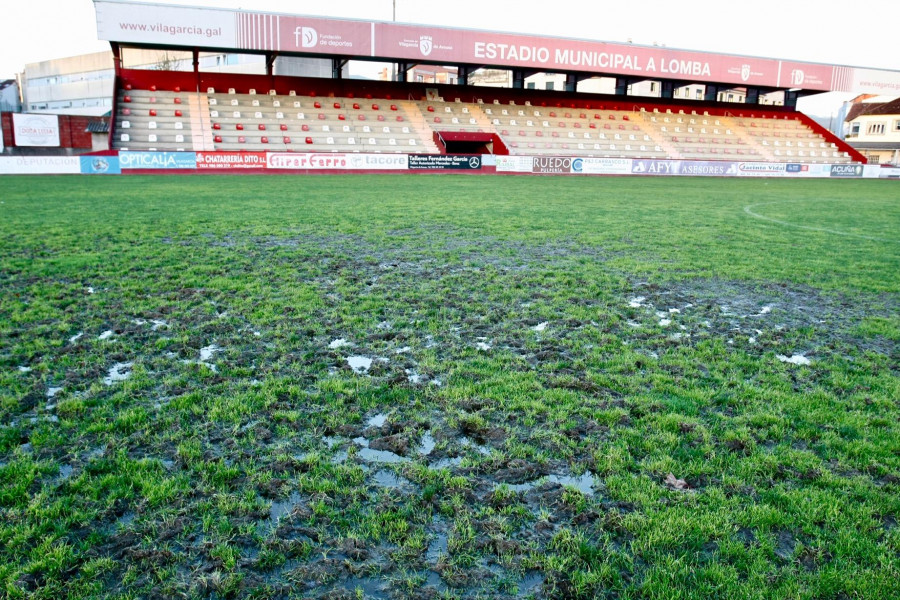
[843,96,900,165]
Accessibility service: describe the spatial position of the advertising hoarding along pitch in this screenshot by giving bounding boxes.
[13,114,60,147]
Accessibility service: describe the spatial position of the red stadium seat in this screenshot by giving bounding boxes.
[238,136,246,143]
[301,124,309,131]
[314,101,322,108]
[124,84,132,90]
[622,115,629,121]
[318,114,325,120]
[123,95,131,103]
[280,124,288,131]
[358,115,366,121]
[149,85,157,92]
[214,135,222,143]
[434,117,441,123]
[377,115,385,121]
[372,104,379,110]
[338,114,346,120]
[236,124,243,130]
[213,123,221,130]
[535,131,543,137]
[174,86,181,93]
[174,110,182,117]
[549,111,556,118]
[333,102,341,109]
[258,124,266,130]
[261,137,269,143]
[122,108,131,116]
[390,105,398,111]
[353,103,360,109]
[396,116,403,121]
[283,137,291,144]
[149,110,157,116]
[305,137,313,144]
[149,97,156,103]
[174,98,182,104]
[589,123,596,129]
[427,106,435,112]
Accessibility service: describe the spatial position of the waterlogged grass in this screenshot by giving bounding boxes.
[1,175,899,599]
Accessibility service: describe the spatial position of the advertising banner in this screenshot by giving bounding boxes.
[631,160,738,176]
[408,155,482,170]
[736,162,788,177]
[95,1,236,48]
[80,156,121,175]
[196,152,266,169]
[532,156,576,174]
[576,157,632,175]
[266,152,408,170]
[829,164,864,178]
[119,152,197,170]
[12,114,60,147]
[495,156,533,173]
[0,156,80,174]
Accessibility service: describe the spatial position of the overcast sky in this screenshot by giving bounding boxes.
[2,0,896,115]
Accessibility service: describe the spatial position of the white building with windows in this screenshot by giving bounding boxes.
[844,96,900,165]
[19,50,333,116]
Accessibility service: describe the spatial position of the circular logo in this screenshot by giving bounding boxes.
[572,158,583,173]
[468,156,481,169]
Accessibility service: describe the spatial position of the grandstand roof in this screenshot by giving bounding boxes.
[93,0,900,96]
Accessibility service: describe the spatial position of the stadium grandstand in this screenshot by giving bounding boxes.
[6,0,900,173]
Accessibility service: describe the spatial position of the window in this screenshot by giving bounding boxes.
[527,82,535,89]
[695,89,703,100]
[650,82,657,93]
[866,122,885,135]
[546,81,554,90]
[894,120,900,132]
[850,122,860,135]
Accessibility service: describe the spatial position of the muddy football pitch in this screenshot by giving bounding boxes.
[1,175,899,599]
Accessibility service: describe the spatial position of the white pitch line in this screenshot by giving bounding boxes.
[743,200,897,243]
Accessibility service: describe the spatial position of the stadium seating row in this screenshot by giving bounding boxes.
[113,86,854,163]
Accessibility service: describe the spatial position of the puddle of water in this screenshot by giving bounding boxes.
[531,321,549,332]
[461,436,491,455]
[46,387,63,399]
[495,472,597,496]
[344,577,390,599]
[269,491,301,523]
[777,354,811,366]
[373,469,406,488]
[366,413,387,428]
[347,356,372,374]
[331,450,348,464]
[199,344,220,362]
[406,369,423,384]
[429,456,463,470]
[517,571,544,596]
[116,511,135,529]
[629,296,646,308]
[353,436,370,448]
[322,436,340,448]
[426,531,448,562]
[103,362,133,385]
[57,465,74,481]
[475,341,492,351]
[98,330,114,340]
[358,448,409,464]
[418,433,436,456]
[328,338,351,349]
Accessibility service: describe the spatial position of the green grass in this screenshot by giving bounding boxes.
[1,174,899,599]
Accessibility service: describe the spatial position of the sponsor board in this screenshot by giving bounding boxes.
[631,160,682,175]
[577,157,632,175]
[119,151,197,170]
[80,156,121,175]
[408,155,482,170]
[737,162,787,176]
[877,166,900,179]
[632,160,737,176]
[830,164,864,178]
[266,153,408,170]
[13,114,60,147]
[196,152,266,169]
[0,156,80,174]
[495,155,533,173]
[532,156,576,174]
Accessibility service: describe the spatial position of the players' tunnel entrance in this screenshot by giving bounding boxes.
[435,131,507,155]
